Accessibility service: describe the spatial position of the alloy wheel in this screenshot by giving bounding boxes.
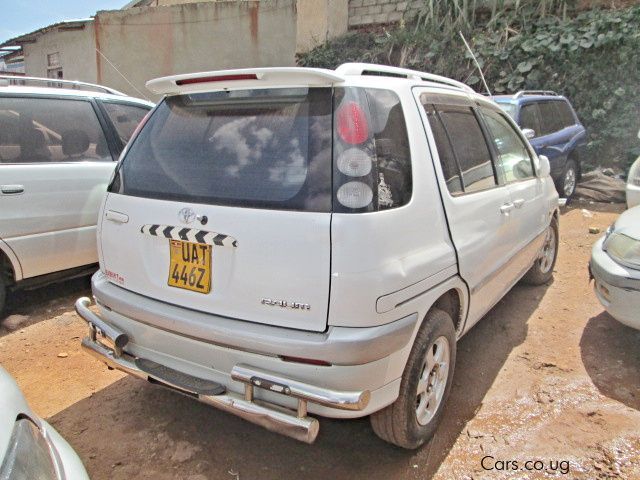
[415,336,450,426]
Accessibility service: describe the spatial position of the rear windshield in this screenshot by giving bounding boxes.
[116,88,333,211]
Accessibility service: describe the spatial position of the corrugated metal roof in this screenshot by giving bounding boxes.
[0,18,93,48]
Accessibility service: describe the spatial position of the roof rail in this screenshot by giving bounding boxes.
[0,75,125,96]
[514,90,558,98]
[335,63,475,93]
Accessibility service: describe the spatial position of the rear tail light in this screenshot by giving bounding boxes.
[336,181,374,209]
[336,101,369,145]
[333,88,377,212]
[337,148,372,177]
[333,87,411,212]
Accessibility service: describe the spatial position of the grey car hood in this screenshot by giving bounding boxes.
[0,365,33,467]
[614,205,640,239]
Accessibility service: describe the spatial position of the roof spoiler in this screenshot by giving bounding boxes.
[146,67,344,95]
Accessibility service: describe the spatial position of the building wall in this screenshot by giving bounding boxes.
[348,0,422,28]
[94,0,297,100]
[22,25,97,83]
[296,0,348,52]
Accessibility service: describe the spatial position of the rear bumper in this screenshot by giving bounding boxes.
[90,271,418,366]
[77,297,371,444]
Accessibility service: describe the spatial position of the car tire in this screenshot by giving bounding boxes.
[521,216,559,286]
[559,159,578,199]
[370,308,456,449]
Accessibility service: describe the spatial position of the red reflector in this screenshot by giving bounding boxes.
[337,101,369,145]
[280,356,331,366]
[175,74,258,86]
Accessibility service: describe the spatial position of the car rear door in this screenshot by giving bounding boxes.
[0,95,116,278]
[99,88,333,332]
[417,91,520,327]
[479,105,548,272]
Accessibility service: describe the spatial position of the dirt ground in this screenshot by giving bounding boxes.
[1,202,638,480]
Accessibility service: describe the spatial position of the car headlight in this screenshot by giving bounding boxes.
[604,231,640,269]
[629,159,640,187]
[0,419,60,480]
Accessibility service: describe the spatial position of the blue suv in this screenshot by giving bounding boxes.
[492,91,587,198]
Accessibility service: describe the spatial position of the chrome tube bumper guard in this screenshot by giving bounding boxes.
[75,297,370,443]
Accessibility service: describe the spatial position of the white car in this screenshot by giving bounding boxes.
[590,205,640,330]
[76,63,559,449]
[0,365,89,479]
[0,76,153,314]
[627,157,640,208]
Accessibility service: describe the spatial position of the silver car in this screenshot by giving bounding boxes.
[0,365,89,479]
[590,205,640,330]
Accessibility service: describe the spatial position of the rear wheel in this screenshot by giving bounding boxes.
[370,308,456,449]
[521,216,559,285]
[559,159,578,199]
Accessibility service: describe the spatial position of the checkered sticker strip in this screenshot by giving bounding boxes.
[140,225,238,248]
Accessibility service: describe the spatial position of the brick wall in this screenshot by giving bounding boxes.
[348,0,422,28]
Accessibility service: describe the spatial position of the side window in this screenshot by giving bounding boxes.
[437,107,497,193]
[538,101,564,135]
[480,107,535,182]
[424,106,463,194]
[519,103,541,136]
[102,102,150,145]
[555,100,575,128]
[0,97,111,164]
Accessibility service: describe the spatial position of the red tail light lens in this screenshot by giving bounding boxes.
[336,101,369,145]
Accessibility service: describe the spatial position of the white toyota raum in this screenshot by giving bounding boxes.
[77,63,560,449]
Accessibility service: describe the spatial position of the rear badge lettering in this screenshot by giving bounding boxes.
[261,298,311,311]
[105,269,125,285]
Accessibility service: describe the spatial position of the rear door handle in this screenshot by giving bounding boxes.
[500,203,515,215]
[105,210,129,224]
[1,184,24,195]
[513,198,525,209]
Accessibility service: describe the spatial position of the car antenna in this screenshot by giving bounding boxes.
[95,47,151,101]
[458,31,492,96]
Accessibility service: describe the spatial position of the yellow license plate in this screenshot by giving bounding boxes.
[168,240,212,294]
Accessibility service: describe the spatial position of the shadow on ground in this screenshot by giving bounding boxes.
[49,283,548,480]
[0,276,91,337]
[580,311,640,411]
[560,199,625,216]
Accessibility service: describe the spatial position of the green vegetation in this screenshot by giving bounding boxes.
[299,4,640,170]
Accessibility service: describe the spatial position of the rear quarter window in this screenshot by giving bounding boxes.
[538,101,565,135]
[555,100,576,127]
